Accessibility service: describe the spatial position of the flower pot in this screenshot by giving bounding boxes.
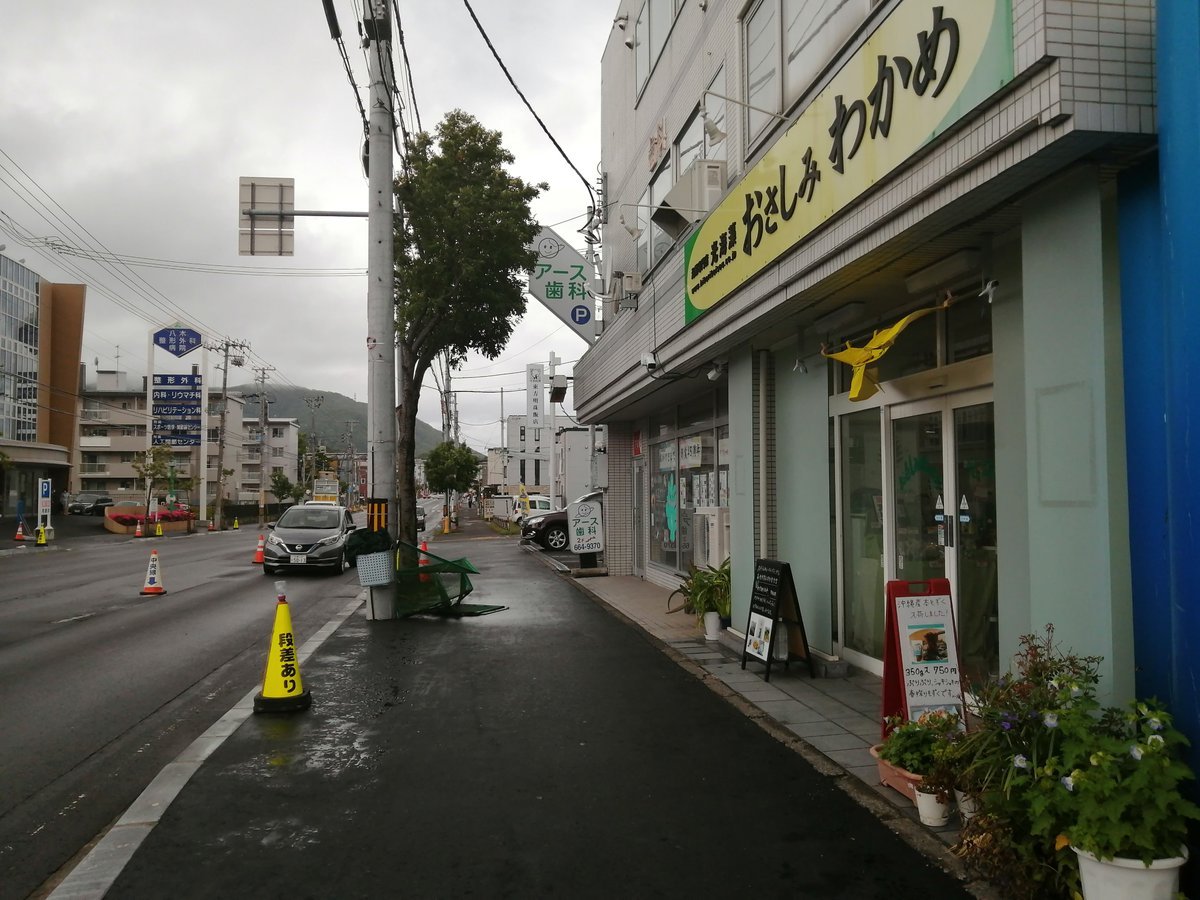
[868,744,922,803]
[954,788,979,823]
[703,611,722,641]
[1072,846,1187,900]
[914,787,951,827]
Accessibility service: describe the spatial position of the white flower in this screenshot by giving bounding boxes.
[1148,734,1165,746]
[1043,712,1059,728]
[1014,754,1030,769]
[1070,685,1083,698]
[1061,774,1075,791]
[1149,717,1163,731]
[1048,679,1060,691]
[1130,745,1144,761]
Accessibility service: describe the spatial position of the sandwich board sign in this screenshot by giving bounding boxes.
[740,559,815,681]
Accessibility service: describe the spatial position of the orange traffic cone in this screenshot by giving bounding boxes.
[208,519,215,532]
[140,549,166,595]
[254,582,311,713]
[13,521,25,541]
[419,540,431,583]
[134,519,143,538]
[252,534,265,565]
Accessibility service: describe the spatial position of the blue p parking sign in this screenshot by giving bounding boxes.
[571,305,591,325]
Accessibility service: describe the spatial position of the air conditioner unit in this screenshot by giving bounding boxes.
[651,158,727,241]
[693,506,730,569]
[622,272,643,295]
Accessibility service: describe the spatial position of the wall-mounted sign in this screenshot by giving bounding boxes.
[683,0,1014,323]
[526,364,544,429]
[526,227,596,344]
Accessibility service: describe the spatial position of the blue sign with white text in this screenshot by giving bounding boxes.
[153,328,202,358]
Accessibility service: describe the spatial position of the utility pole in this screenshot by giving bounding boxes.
[303,394,324,490]
[343,419,356,507]
[205,337,250,530]
[548,352,559,508]
[252,365,275,526]
[364,0,397,550]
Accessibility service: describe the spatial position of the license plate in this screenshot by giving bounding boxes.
[289,554,307,564]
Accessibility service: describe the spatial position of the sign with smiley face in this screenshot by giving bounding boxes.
[527,226,597,344]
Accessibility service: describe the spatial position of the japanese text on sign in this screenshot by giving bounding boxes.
[153,327,202,358]
[894,593,962,708]
[683,0,1012,323]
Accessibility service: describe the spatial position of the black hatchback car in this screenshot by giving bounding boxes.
[68,493,114,516]
[521,491,603,552]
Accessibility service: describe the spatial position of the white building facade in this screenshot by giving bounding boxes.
[576,0,1154,697]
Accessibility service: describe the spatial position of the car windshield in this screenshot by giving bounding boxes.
[75,494,100,502]
[277,507,341,529]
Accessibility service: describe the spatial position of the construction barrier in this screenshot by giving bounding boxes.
[252,534,265,565]
[140,549,166,595]
[253,581,311,713]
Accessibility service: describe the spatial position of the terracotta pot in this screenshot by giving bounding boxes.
[868,744,922,803]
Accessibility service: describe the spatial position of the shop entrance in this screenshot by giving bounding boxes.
[888,391,998,686]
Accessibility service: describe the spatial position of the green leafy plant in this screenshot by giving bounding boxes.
[877,709,960,777]
[676,558,731,623]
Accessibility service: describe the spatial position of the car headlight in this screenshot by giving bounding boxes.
[524,516,546,528]
[266,533,286,547]
[314,533,342,548]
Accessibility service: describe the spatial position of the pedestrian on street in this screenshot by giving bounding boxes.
[60,489,70,515]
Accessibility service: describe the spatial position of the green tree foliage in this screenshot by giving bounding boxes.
[424,441,480,496]
[392,110,543,543]
[132,446,193,511]
[268,469,306,506]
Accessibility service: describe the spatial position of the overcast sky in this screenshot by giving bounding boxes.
[2,1,613,453]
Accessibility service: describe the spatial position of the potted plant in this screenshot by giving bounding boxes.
[677,558,730,641]
[1040,698,1199,899]
[872,709,960,825]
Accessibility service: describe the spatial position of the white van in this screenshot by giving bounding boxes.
[510,495,553,524]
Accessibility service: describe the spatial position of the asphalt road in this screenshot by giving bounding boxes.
[0,524,364,900]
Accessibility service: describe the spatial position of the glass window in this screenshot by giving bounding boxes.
[634,3,650,94]
[649,164,672,265]
[650,440,678,569]
[676,109,703,177]
[705,68,727,162]
[649,0,670,63]
[875,313,937,382]
[678,431,716,570]
[636,187,650,273]
[840,409,884,658]
[783,0,863,104]
[947,298,992,363]
[745,0,779,138]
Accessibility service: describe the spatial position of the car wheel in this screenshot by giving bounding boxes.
[544,526,568,551]
[328,551,345,575]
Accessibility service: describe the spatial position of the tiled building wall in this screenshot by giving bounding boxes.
[605,423,634,575]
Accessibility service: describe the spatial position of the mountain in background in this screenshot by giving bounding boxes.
[232,384,446,458]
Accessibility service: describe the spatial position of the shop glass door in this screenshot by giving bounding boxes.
[890,394,997,687]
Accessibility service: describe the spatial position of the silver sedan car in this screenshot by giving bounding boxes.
[263,504,357,575]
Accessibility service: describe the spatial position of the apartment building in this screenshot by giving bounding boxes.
[239,415,299,503]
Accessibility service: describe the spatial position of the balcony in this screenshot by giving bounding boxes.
[79,435,112,448]
[78,463,110,475]
[81,409,110,422]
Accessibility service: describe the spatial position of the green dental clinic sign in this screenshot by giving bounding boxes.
[684,0,1014,323]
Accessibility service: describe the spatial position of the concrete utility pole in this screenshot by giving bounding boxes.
[364,0,397,541]
[205,337,250,530]
[548,352,559,508]
[253,365,275,526]
[303,394,324,489]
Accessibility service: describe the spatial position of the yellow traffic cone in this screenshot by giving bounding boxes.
[233,517,240,530]
[254,582,311,713]
[140,549,167,595]
[35,525,46,546]
[155,520,163,537]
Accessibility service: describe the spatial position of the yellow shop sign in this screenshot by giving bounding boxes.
[684,0,1013,323]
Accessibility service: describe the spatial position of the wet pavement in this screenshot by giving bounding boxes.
[43,509,990,899]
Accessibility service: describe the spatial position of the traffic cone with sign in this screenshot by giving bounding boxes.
[419,541,431,583]
[253,581,311,713]
[233,517,240,530]
[252,534,265,565]
[13,521,24,541]
[140,549,166,595]
[155,520,163,537]
[134,519,143,538]
[35,525,46,546]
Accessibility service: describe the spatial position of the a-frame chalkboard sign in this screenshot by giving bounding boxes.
[740,559,815,681]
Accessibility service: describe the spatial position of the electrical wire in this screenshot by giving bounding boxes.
[459,0,595,214]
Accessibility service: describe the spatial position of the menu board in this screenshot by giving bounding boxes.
[741,559,815,681]
[881,579,965,734]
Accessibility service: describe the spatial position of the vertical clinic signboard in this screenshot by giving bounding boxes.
[526,364,544,430]
[152,374,202,445]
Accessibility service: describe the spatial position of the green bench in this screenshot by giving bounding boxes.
[392,541,479,617]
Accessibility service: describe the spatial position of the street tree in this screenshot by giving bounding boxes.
[425,441,480,525]
[269,470,306,506]
[132,446,193,514]
[392,110,543,544]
